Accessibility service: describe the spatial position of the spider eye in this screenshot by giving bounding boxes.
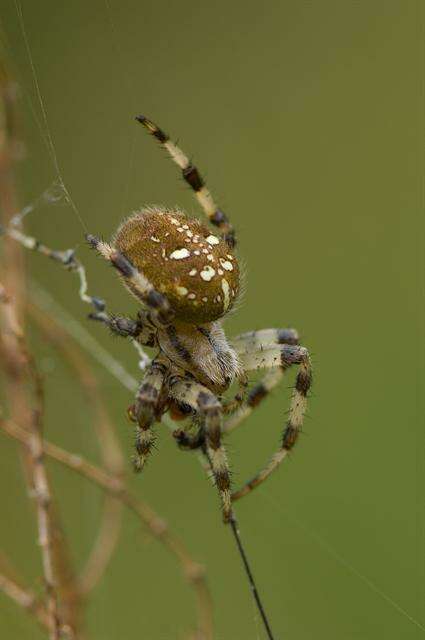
[113,207,240,323]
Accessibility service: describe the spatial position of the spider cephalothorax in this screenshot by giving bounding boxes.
[86,115,312,523]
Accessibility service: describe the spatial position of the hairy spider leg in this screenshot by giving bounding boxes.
[230,343,312,502]
[0,224,108,314]
[88,308,156,345]
[132,360,167,471]
[224,327,301,430]
[224,368,283,434]
[169,378,233,521]
[222,328,300,421]
[232,327,300,352]
[135,115,236,247]
[86,235,173,326]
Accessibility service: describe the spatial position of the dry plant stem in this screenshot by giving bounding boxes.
[29,302,124,596]
[0,57,34,512]
[0,571,50,630]
[29,437,61,640]
[0,551,50,629]
[0,63,81,634]
[0,558,74,639]
[0,110,66,632]
[0,285,61,639]
[0,60,33,499]
[77,498,122,596]
[0,418,214,640]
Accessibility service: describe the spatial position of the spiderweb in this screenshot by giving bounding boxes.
[0,2,423,638]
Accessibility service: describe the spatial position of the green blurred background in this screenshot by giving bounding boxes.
[0,1,423,638]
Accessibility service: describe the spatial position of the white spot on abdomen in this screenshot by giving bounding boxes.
[200,266,216,281]
[206,234,220,245]
[221,278,231,310]
[220,259,233,271]
[170,248,190,260]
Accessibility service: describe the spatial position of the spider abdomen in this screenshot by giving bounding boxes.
[113,207,240,323]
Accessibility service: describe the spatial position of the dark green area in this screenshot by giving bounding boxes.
[0,1,423,638]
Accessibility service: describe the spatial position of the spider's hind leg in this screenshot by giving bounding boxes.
[224,327,300,432]
[229,337,312,503]
[232,327,300,352]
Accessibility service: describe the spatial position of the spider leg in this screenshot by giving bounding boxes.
[232,327,300,354]
[0,225,107,312]
[223,327,300,431]
[169,378,232,521]
[89,308,156,345]
[221,373,249,416]
[135,115,236,247]
[223,368,283,434]
[86,235,173,326]
[230,343,312,503]
[172,422,205,451]
[131,360,166,472]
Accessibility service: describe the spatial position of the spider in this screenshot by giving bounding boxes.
[82,115,313,523]
[0,113,312,637]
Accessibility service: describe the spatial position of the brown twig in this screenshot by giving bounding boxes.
[0,61,82,635]
[0,283,61,638]
[0,551,49,629]
[0,554,74,639]
[0,60,66,640]
[0,417,214,640]
[0,570,50,630]
[29,301,124,596]
[27,429,61,640]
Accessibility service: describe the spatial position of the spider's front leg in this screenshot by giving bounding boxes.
[135,115,236,247]
[169,379,232,522]
[130,360,167,472]
[88,307,156,347]
[86,235,173,327]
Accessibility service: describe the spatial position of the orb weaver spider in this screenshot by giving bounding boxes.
[85,115,313,523]
[1,114,312,639]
